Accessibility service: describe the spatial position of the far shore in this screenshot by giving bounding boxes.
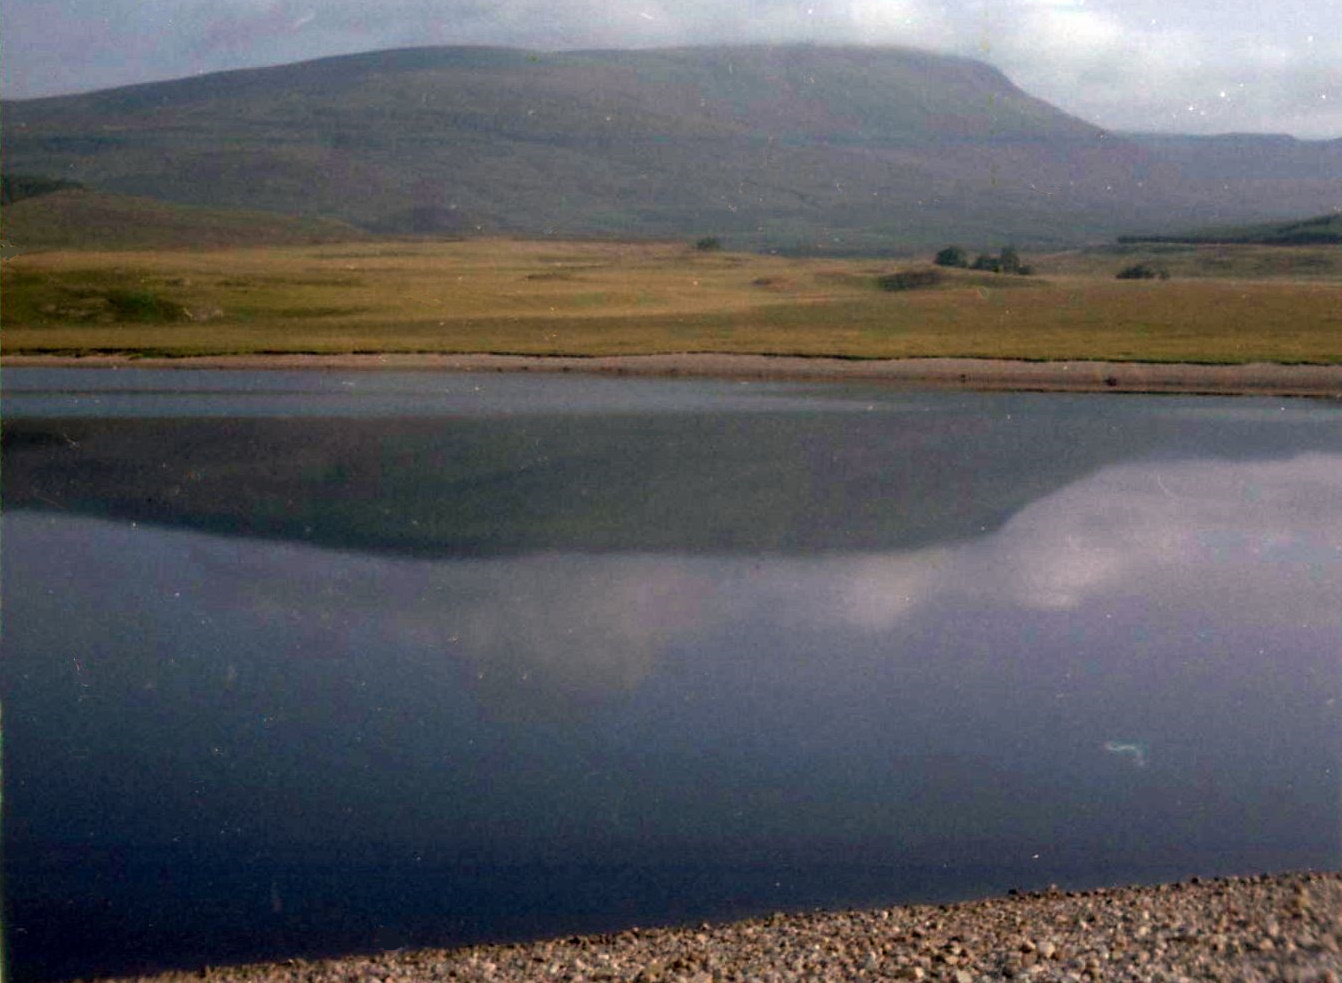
[7,352,1342,397]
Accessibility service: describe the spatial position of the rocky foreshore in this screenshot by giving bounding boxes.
[94,871,1341,983]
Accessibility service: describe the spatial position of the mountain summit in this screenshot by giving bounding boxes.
[5,45,1340,250]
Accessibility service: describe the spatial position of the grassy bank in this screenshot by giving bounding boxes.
[4,239,1341,363]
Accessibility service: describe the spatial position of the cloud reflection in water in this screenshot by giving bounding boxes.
[91,450,1342,718]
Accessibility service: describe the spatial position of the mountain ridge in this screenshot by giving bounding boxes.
[4,44,1340,251]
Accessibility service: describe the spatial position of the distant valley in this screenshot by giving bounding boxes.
[4,44,1341,252]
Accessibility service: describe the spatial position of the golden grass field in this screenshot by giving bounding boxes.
[4,238,1341,363]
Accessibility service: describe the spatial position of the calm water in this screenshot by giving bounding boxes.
[4,369,1341,980]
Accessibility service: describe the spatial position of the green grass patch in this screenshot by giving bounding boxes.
[103,289,188,322]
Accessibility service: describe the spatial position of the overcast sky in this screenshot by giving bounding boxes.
[3,0,1339,137]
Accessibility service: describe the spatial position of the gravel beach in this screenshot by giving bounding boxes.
[90,871,1341,983]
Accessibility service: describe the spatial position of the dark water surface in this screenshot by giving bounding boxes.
[4,369,1340,980]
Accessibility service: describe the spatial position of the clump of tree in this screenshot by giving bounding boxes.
[1115,262,1170,280]
[878,267,943,291]
[969,245,1032,275]
[694,236,723,252]
[1,173,85,205]
[933,245,969,268]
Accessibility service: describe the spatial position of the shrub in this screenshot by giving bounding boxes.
[1116,263,1170,280]
[933,245,969,268]
[104,289,188,322]
[877,268,943,291]
[694,236,722,252]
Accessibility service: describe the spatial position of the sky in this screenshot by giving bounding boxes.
[2,0,1340,138]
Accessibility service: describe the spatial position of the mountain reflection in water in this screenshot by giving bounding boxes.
[2,370,1340,981]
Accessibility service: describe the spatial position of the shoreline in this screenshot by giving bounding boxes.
[91,871,1342,982]
[6,352,1342,397]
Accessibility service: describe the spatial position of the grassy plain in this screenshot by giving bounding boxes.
[4,238,1341,364]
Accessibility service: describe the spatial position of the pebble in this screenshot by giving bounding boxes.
[91,871,1341,983]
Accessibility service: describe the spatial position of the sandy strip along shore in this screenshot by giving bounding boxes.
[7,353,1342,397]
[92,871,1341,983]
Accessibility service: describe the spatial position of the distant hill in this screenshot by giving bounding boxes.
[1,188,369,251]
[5,45,1341,251]
[1120,133,1342,183]
[1117,211,1342,246]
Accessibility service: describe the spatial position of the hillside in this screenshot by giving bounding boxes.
[1117,211,1342,246]
[1,188,370,251]
[4,45,1341,251]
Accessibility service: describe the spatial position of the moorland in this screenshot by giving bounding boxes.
[4,236,1342,365]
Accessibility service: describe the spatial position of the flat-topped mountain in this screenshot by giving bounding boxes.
[5,45,1340,250]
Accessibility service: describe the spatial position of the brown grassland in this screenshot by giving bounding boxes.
[3,238,1341,364]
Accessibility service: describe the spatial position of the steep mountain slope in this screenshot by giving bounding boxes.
[5,45,1340,250]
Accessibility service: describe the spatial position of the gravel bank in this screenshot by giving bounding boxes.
[8,353,1342,397]
[93,871,1341,983]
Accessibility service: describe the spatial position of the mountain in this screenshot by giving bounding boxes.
[4,45,1341,251]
